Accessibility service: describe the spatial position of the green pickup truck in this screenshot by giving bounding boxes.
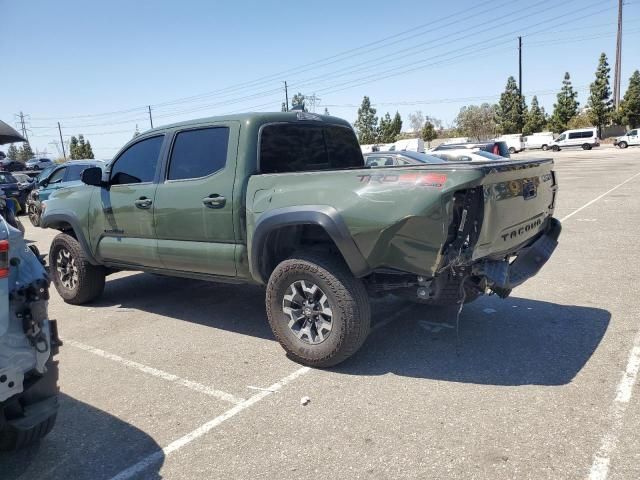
[41,112,561,367]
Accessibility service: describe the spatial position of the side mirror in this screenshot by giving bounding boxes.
[81,167,103,187]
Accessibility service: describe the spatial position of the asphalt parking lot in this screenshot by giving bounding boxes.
[2,145,640,480]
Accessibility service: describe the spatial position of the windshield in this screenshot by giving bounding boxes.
[0,173,17,183]
[37,166,55,181]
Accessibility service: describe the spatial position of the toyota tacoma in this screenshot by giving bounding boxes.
[40,112,561,367]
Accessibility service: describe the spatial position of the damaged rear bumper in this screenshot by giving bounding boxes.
[475,217,561,291]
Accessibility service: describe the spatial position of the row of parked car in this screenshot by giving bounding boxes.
[0,157,55,172]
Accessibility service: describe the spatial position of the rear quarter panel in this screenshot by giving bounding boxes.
[247,166,484,277]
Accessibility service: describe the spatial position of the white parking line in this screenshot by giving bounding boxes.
[66,339,244,405]
[588,331,640,480]
[560,171,640,222]
[109,366,311,480]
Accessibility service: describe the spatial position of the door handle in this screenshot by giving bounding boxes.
[134,197,153,209]
[202,194,226,208]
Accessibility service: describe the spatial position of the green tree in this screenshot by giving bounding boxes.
[353,96,378,144]
[497,76,526,133]
[587,53,612,136]
[83,140,95,159]
[377,112,394,143]
[17,143,34,162]
[421,122,437,147]
[6,144,19,161]
[522,95,548,135]
[548,72,580,133]
[567,112,593,129]
[455,103,498,140]
[291,92,306,111]
[620,70,640,128]
[69,136,80,159]
[390,112,402,140]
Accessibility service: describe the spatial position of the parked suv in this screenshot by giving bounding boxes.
[41,112,560,367]
[0,159,24,172]
[27,160,105,226]
[548,128,599,151]
[25,158,54,171]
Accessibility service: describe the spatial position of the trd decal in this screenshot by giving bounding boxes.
[357,172,447,188]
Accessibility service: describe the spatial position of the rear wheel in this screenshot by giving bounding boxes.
[552,145,560,152]
[50,233,106,304]
[0,358,59,450]
[266,252,370,367]
[541,144,548,151]
[582,143,592,150]
[618,141,628,149]
[508,147,516,154]
[28,203,41,227]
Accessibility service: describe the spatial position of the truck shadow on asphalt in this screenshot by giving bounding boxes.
[339,295,610,386]
[0,393,163,480]
[94,273,609,387]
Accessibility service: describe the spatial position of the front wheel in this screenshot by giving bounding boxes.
[552,145,560,152]
[266,252,370,367]
[50,233,106,304]
[618,141,628,149]
[28,203,41,227]
[582,143,592,150]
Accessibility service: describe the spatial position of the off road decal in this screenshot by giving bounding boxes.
[357,172,447,188]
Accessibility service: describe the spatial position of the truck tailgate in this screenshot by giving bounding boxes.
[472,159,557,259]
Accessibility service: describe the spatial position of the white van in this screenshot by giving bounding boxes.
[614,129,639,148]
[495,134,525,153]
[548,128,599,151]
[523,132,554,151]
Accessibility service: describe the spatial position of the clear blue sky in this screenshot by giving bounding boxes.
[1,0,638,158]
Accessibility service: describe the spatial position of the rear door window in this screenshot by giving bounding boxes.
[260,124,363,173]
[168,127,230,180]
[110,135,164,185]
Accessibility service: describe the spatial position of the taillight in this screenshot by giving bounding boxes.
[0,240,8,279]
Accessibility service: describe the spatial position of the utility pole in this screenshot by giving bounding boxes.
[18,111,29,142]
[613,0,623,108]
[58,122,67,161]
[148,105,154,128]
[518,36,523,97]
[283,81,289,111]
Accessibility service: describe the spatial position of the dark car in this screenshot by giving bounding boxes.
[432,141,511,158]
[364,150,446,167]
[0,159,25,172]
[0,172,22,210]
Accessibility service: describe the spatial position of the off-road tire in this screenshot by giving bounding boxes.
[618,141,628,149]
[0,358,59,451]
[582,143,592,150]
[266,252,371,368]
[552,145,560,152]
[50,233,105,304]
[541,144,548,151]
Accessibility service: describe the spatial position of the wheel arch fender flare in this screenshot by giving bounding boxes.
[250,206,370,284]
[41,211,99,265]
